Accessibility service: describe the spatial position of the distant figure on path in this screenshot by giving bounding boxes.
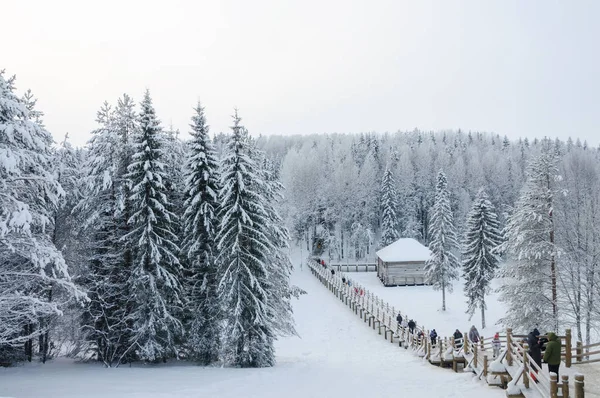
[453,329,463,349]
[330,269,335,276]
[492,333,501,358]
[430,329,438,345]
[469,325,480,343]
[401,318,408,329]
[396,312,403,325]
[527,328,543,372]
[408,319,416,334]
[342,276,346,284]
[543,332,562,379]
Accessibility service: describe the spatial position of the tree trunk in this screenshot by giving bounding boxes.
[481,304,486,330]
[547,173,558,329]
[442,281,446,311]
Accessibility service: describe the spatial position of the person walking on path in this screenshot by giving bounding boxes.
[468,325,480,343]
[453,329,463,349]
[543,332,562,379]
[430,329,438,345]
[492,333,502,358]
[396,312,403,325]
[408,319,416,334]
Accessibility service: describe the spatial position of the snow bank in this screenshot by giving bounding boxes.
[489,358,507,373]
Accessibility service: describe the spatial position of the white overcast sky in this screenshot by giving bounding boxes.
[3,0,599,147]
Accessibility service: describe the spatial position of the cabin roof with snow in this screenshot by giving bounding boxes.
[376,238,431,263]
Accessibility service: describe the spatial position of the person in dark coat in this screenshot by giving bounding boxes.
[468,325,480,343]
[527,328,543,371]
[430,329,438,345]
[342,276,346,284]
[396,312,403,324]
[330,269,335,276]
[408,319,416,334]
[453,329,463,349]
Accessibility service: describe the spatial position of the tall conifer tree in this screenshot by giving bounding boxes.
[181,102,221,364]
[216,111,284,367]
[380,166,400,247]
[425,170,460,311]
[125,90,182,361]
[462,189,503,329]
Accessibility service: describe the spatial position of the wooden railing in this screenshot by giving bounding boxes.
[308,259,587,398]
[573,341,600,365]
[328,262,377,272]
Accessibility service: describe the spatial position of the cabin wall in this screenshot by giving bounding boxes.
[380,261,427,286]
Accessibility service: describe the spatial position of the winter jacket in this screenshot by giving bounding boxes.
[543,333,562,365]
[430,330,438,340]
[453,331,463,348]
[408,320,416,331]
[527,331,543,366]
[469,327,480,343]
[492,337,501,349]
[396,314,403,324]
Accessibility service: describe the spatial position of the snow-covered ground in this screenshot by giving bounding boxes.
[346,272,507,338]
[0,253,504,398]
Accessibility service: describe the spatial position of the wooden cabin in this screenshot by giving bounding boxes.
[376,238,431,286]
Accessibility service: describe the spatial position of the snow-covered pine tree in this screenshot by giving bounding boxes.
[78,100,135,367]
[216,110,282,367]
[252,142,297,340]
[379,166,400,247]
[181,102,221,364]
[498,144,561,332]
[462,189,503,329]
[0,71,84,363]
[125,90,183,362]
[425,170,460,311]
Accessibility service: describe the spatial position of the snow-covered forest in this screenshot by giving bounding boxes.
[2,69,600,370]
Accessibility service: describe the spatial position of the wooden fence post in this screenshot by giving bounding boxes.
[474,344,478,368]
[562,375,570,398]
[566,329,572,368]
[576,341,582,363]
[550,373,558,398]
[464,332,469,355]
[574,374,584,398]
[483,354,488,378]
[506,328,513,366]
[523,343,530,389]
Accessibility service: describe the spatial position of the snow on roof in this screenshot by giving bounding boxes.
[376,238,431,263]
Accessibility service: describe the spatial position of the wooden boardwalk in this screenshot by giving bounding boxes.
[309,260,592,398]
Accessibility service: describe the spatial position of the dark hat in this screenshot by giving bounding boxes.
[533,328,540,336]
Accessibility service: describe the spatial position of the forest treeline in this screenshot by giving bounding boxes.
[270,128,600,344]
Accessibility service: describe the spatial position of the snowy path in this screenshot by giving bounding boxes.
[0,266,503,398]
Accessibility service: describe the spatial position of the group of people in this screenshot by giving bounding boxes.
[526,328,562,380]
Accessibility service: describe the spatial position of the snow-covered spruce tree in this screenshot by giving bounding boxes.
[181,102,221,364]
[462,189,503,329]
[498,144,561,332]
[379,166,400,247]
[0,71,84,363]
[425,170,460,311]
[78,100,136,366]
[124,90,183,362]
[216,110,293,367]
